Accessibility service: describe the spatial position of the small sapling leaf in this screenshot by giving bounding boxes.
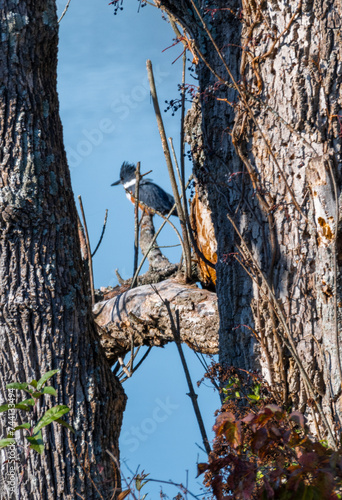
[33,405,70,433]
[14,423,31,430]
[0,438,16,449]
[55,418,75,434]
[42,387,57,396]
[0,404,31,413]
[6,382,28,390]
[26,430,44,455]
[36,369,59,391]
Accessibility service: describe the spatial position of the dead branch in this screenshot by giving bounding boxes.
[93,278,218,364]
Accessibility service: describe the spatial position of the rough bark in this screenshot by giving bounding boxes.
[0,2,125,498]
[94,279,218,364]
[157,0,342,439]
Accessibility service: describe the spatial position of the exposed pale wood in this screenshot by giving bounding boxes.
[93,279,219,364]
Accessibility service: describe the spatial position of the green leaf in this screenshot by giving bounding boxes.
[31,392,43,399]
[42,387,57,396]
[248,394,260,402]
[19,398,35,406]
[14,423,31,430]
[26,430,44,455]
[33,405,70,433]
[55,418,75,434]
[0,438,16,449]
[6,382,28,390]
[0,403,31,413]
[29,380,38,389]
[36,370,59,391]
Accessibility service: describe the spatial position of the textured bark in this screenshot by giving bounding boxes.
[0,2,125,498]
[157,0,342,438]
[94,279,218,363]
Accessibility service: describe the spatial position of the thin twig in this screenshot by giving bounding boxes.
[129,178,193,288]
[132,346,152,374]
[226,212,338,448]
[91,209,108,258]
[146,59,192,280]
[117,357,131,379]
[106,451,138,500]
[58,0,72,23]
[188,0,309,225]
[71,442,105,500]
[78,196,95,306]
[326,158,342,391]
[169,137,183,187]
[132,161,141,285]
[180,51,188,234]
[77,212,88,261]
[169,137,216,270]
[151,285,211,455]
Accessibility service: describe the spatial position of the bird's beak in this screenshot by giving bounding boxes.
[111,180,121,186]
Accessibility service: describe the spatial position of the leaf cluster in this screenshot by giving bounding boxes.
[199,374,342,500]
[0,369,73,455]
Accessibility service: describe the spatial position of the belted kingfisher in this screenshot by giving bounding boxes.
[111,162,178,216]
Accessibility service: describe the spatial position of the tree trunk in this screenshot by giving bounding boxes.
[0,1,125,498]
[157,0,342,440]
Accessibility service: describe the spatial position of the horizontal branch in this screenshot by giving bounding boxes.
[93,279,218,364]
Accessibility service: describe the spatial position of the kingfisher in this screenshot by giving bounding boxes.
[111,162,178,216]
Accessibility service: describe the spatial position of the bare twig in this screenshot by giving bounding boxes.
[91,209,108,258]
[78,196,95,306]
[58,0,72,23]
[117,356,131,379]
[169,138,216,271]
[129,185,189,288]
[106,451,138,500]
[131,346,152,374]
[180,51,188,228]
[77,212,88,261]
[187,0,309,224]
[226,212,338,448]
[132,161,141,286]
[146,59,192,280]
[151,285,211,455]
[326,158,342,391]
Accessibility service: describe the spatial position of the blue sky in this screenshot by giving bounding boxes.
[57,1,218,497]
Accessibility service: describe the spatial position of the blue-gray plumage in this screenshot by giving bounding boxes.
[111,162,178,216]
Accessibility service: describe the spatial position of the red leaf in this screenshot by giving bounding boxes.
[242,413,255,424]
[289,411,305,428]
[298,452,318,468]
[265,404,283,415]
[213,412,242,448]
[253,408,274,427]
[213,412,236,435]
[197,462,209,477]
[251,427,268,454]
[212,475,223,500]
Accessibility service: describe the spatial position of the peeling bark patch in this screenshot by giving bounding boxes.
[318,216,334,241]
